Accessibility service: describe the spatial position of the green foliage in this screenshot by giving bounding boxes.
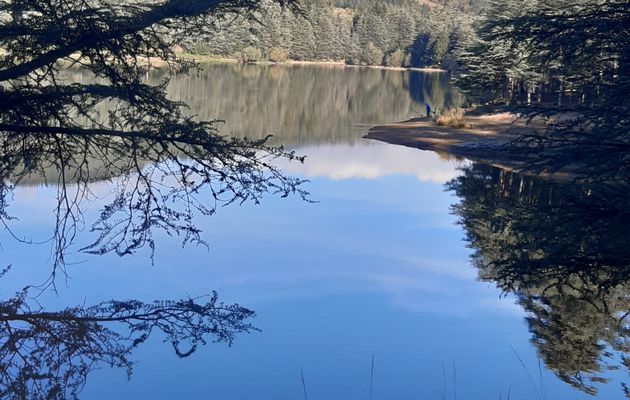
[182,0,475,68]
[457,0,628,106]
[364,42,384,66]
[455,0,630,179]
[267,47,288,63]
[289,15,316,60]
[385,49,405,68]
[238,46,263,63]
[456,0,545,104]
[189,40,211,56]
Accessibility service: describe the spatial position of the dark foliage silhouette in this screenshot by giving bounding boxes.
[0,1,302,398]
[0,284,257,400]
[456,0,630,179]
[0,129,308,287]
[0,0,308,286]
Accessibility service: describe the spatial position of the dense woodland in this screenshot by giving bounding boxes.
[456,0,629,178]
[182,0,478,68]
[457,0,629,107]
[181,0,629,180]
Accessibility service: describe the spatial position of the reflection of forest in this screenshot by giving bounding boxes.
[448,163,630,397]
[157,64,462,145]
[42,65,461,186]
[0,129,295,396]
[0,131,306,279]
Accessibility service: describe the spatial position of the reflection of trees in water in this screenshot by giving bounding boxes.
[407,71,460,114]
[0,1,305,397]
[0,284,256,400]
[1,133,307,285]
[160,64,463,145]
[447,163,630,396]
[0,129,300,399]
[0,62,460,395]
[0,131,295,398]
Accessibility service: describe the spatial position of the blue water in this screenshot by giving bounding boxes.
[0,67,621,400]
[1,140,619,399]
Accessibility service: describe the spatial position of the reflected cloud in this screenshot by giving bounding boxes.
[397,255,477,280]
[356,259,514,317]
[279,142,465,183]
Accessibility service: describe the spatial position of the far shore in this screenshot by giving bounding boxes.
[364,113,572,179]
[176,53,446,73]
[55,51,446,73]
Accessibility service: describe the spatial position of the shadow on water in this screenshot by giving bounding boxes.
[447,162,630,397]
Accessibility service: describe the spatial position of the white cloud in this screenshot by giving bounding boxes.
[278,142,467,183]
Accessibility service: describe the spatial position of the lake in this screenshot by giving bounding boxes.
[1,64,627,399]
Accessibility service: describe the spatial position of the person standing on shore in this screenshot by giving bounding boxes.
[425,103,431,118]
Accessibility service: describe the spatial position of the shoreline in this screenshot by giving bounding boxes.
[56,52,446,73]
[364,113,572,180]
[178,53,446,73]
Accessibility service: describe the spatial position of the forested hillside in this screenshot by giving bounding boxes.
[456,0,629,178]
[457,0,628,105]
[181,0,476,68]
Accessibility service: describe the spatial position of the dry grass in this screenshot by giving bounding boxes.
[435,108,474,129]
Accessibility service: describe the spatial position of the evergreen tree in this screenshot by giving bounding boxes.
[182,0,475,68]
[456,0,630,179]
[289,15,316,60]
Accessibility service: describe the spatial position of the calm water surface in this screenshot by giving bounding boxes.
[2,65,627,399]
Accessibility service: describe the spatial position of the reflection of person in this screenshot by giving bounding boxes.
[425,103,431,118]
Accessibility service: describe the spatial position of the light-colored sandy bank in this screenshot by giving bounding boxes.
[364,113,570,178]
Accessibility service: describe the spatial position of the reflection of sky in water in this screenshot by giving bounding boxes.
[1,140,616,400]
[279,142,463,183]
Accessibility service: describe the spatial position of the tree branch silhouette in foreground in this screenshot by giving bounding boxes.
[0,0,307,286]
[0,2,301,395]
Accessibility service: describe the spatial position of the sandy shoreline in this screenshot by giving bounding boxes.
[364,113,570,178]
[177,54,446,72]
[56,51,446,73]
